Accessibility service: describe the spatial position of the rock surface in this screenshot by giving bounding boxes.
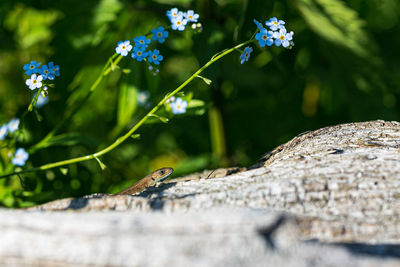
[1,120,400,266]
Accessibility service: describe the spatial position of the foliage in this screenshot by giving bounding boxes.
[0,0,399,208]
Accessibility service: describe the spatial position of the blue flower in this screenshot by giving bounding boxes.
[273,28,293,48]
[255,28,274,47]
[134,36,151,49]
[131,46,148,62]
[12,148,29,166]
[26,74,43,90]
[171,15,187,31]
[0,124,8,140]
[115,40,133,56]
[7,118,20,133]
[39,64,55,80]
[171,98,188,114]
[166,8,181,21]
[266,17,285,31]
[48,62,60,79]
[253,19,264,31]
[240,46,253,64]
[147,49,163,65]
[185,10,199,22]
[137,91,149,106]
[152,26,169,43]
[23,61,41,76]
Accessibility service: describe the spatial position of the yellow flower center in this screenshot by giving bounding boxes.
[262,35,268,40]
[280,35,285,40]
[137,51,142,56]
[274,21,278,25]
[157,33,162,37]
[30,65,35,69]
[33,80,37,84]
[122,45,126,49]
[152,55,157,60]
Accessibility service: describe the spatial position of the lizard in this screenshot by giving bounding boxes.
[113,167,174,195]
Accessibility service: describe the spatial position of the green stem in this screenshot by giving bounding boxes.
[29,54,122,153]
[0,40,253,179]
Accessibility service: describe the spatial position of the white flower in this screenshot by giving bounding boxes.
[171,16,187,31]
[7,118,20,133]
[137,91,149,106]
[12,148,29,166]
[273,28,293,48]
[115,40,133,56]
[171,98,187,114]
[0,124,8,140]
[26,74,43,90]
[185,10,199,22]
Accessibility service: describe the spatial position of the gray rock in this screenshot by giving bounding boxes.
[2,120,400,266]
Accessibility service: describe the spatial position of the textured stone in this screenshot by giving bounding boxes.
[2,120,400,266]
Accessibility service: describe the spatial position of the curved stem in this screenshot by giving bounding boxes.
[0,40,253,179]
[29,54,122,153]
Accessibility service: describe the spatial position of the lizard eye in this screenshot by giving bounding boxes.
[160,170,165,174]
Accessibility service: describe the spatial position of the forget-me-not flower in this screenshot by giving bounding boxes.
[185,10,199,22]
[12,148,29,166]
[171,98,188,114]
[147,49,163,65]
[171,16,187,31]
[240,46,253,64]
[7,118,20,133]
[255,28,274,47]
[26,74,43,90]
[134,36,151,49]
[273,28,293,48]
[131,46,148,62]
[23,61,41,76]
[266,17,285,31]
[115,40,133,56]
[253,19,264,31]
[48,62,60,79]
[137,91,149,106]
[39,64,55,80]
[152,26,169,43]
[166,8,181,21]
[0,124,8,140]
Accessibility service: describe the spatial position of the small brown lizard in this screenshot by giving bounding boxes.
[113,167,174,195]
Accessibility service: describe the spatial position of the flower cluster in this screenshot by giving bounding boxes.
[23,61,60,96]
[166,8,200,31]
[254,17,294,48]
[239,17,294,64]
[115,8,200,75]
[0,119,28,166]
[115,28,167,71]
[0,118,20,140]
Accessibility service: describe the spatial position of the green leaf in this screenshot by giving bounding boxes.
[94,156,107,170]
[196,75,212,85]
[117,83,138,127]
[59,168,69,176]
[4,4,61,49]
[295,0,378,61]
[149,114,169,123]
[130,134,141,139]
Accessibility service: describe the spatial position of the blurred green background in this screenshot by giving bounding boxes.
[0,0,399,207]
